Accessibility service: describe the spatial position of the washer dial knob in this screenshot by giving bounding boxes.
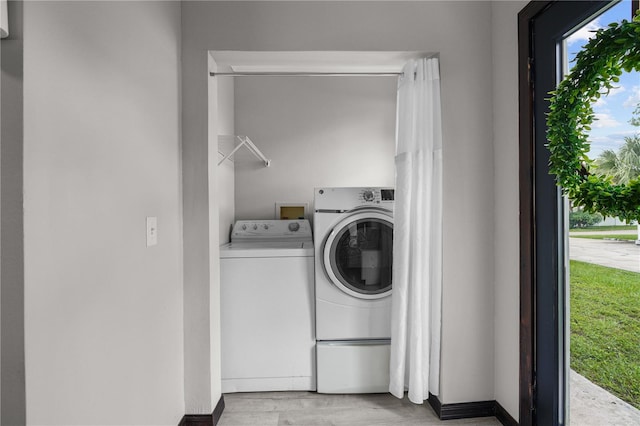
[288,222,300,232]
[363,190,375,202]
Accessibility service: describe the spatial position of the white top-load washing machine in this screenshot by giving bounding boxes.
[314,187,394,393]
[220,219,315,393]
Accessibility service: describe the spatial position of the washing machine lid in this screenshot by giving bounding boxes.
[322,210,393,300]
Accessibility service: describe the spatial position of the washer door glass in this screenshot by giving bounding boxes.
[324,211,393,299]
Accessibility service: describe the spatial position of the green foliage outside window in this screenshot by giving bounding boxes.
[547,15,640,221]
[569,210,604,228]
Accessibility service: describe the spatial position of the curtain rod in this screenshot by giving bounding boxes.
[210,71,402,77]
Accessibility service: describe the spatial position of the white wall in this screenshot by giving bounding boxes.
[181,25,214,418]
[491,1,527,419]
[22,2,184,424]
[234,76,396,220]
[183,0,497,406]
[217,77,235,244]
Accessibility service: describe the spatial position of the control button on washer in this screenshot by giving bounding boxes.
[288,222,300,232]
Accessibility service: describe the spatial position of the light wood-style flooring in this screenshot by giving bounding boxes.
[218,392,501,425]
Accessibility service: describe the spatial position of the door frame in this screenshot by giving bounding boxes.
[517,1,631,424]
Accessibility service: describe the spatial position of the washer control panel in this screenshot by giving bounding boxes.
[358,188,394,203]
[231,219,312,241]
[315,187,395,210]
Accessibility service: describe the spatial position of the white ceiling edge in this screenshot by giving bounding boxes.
[210,51,435,73]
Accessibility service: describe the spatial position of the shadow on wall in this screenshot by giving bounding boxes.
[1,0,26,423]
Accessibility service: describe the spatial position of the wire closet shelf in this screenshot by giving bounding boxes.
[218,135,271,168]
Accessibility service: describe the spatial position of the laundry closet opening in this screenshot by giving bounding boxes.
[212,51,434,234]
[209,51,431,396]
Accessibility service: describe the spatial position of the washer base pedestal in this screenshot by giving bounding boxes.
[316,340,390,394]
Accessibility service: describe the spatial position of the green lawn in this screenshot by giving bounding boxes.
[570,260,640,409]
[570,234,638,241]
[570,225,636,232]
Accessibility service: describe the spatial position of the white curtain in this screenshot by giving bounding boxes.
[389,57,443,404]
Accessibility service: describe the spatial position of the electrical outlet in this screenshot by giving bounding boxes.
[146,217,158,247]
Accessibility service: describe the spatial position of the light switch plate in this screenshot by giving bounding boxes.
[146,217,158,247]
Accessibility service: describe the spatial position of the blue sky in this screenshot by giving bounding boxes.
[564,0,640,158]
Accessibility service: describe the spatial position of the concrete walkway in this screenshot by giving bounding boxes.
[570,370,640,425]
[569,237,640,273]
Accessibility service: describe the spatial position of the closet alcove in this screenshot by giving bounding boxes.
[209,50,431,396]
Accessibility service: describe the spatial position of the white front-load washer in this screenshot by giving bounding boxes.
[314,187,394,393]
[220,219,315,393]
